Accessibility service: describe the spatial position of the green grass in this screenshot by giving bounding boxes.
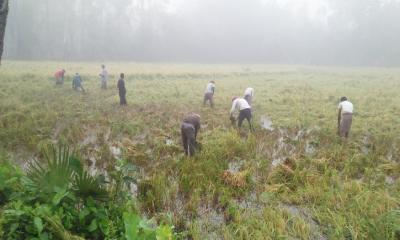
[0,61,399,239]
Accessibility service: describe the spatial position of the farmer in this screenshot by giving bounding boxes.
[337,96,353,138]
[54,69,65,85]
[72,73,85,92]
[181,113,201,156]
[117,73,127,105]
[99,64,108,89]
[203,80,215,108]
[244,87,254,105]
[230,96,254,131]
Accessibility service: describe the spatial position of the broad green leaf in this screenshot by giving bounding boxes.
[156,225,174,240]
[123,212,140,240]
[88,219,98,232]
[39,232,50,240]
[139,219,156,239]
[4,209,25,216]
[34,217,44,234]
[79,208,90,221]
[52,188,68,205]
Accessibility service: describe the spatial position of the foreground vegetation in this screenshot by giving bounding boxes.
[0,145,174,239]
[0,61,399,239]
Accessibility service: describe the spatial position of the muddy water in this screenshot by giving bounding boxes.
[196,204,225,239]
[260,115,274,131]
[270,127,318,167]
[228,160,244,173]
[271,129,295,167]
[305,141,316,155]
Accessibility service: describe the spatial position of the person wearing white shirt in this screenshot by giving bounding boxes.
[99,64,108,89]
[230,96,253,131]
[337,96,354,138]
[244,87,254,105]
[203,81,215,108]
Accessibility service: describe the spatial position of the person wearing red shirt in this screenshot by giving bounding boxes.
[54,69,65,85]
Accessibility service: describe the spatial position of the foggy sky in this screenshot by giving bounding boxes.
[4,0,400,66]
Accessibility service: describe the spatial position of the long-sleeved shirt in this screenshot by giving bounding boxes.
[100,69,108,81]
[73,75,82,87]
[183,114,201,136]
[244,87,254,97]
[117,79,126,94]
[230,98,251,114]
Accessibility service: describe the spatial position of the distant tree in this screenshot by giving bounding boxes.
[0,0,8,63]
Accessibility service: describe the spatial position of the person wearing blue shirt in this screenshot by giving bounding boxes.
[72,73,85,92]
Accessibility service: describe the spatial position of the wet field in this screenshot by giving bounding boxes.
[1,61,399,239]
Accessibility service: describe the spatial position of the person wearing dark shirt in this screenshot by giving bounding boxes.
[181,113,201,156]
[72,73,85,92]
[117,73,127,105]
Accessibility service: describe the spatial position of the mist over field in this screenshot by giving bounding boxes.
[4,0,400,65]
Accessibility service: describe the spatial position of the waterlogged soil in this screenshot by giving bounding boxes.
[196,204,225,240]
[17,118,397,239]
[265,124,321,167]
[260,115,274,131]
[280,204,327,240]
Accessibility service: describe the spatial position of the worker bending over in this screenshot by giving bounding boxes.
[337,96,353,139]
[72,73,85,92]
[244,87,254,105]
[54,69,65,85]
[230,97,254,131]
[181,113,201,156]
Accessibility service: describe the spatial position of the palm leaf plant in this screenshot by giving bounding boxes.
[26,144,108,202]
[73,170,108,201]
[26,145,74,195]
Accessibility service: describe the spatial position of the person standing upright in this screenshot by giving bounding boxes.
[99,64,108,89]
[203,80,215,108]
[337,96,353,139]
[117,73,127,105]
[54,69,65,85]
[244,87,254,105]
